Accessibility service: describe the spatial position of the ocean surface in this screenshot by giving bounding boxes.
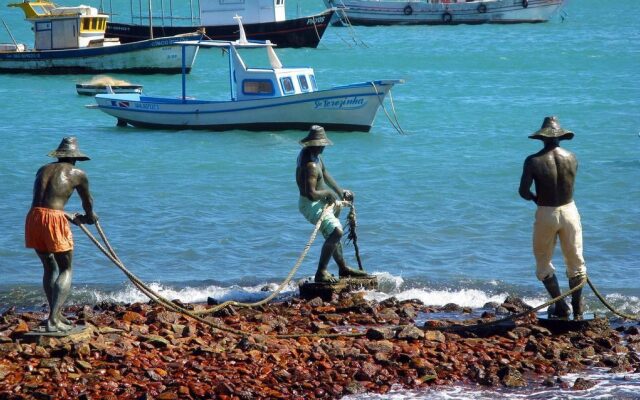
[0,0,639,398]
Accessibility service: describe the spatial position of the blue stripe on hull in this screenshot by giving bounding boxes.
[0,66,192,75]
[98,90,387,115]
[118,119,372,132]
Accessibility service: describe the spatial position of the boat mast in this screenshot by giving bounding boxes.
[148,0,153,39]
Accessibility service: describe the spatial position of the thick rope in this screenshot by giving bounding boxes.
[587,277,639,321]
[193,202,345,315]
[345,206,364,270]
[435,278,588,333]
[370,82,406,135]
[80,202,371,338]
[78,215,639,338]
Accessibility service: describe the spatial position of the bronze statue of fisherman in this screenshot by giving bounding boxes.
[519,117,586,320]
[296,125,370,283]
[25,137,98,332]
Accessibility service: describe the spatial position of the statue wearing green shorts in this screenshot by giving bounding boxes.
[296,126,369,283]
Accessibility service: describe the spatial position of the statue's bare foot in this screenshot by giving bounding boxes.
[339,266,370,278]
[60,315,74,326]
[315,270,339,284]
[46,319,73,333]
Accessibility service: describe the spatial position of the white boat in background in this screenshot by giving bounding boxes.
[0,1,201,74]
[94,17,403,132]
[325,0,565,26]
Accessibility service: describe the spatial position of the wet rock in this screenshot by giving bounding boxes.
[572,377,598,390]
[441,303,463,313]
[498,366,526,387]
[307,297,324,308]
[140,334,170,348]
[396,325,424,340]
[366,327,396,340]
[424,330,446,343]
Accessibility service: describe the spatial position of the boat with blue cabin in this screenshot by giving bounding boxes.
[93,16,403,132]
[0,1,202,74]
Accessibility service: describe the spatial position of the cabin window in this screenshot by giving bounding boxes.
[276,0,284,5]
[32,6,47,16]
[298,75,309,92]
[82,18,91,30]
[309,75,318,90]
[243,79,274,95]
[280,77,295,94]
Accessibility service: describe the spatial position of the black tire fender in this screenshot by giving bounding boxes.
[522,0,529,8]
[403,4,413,16]
[442,12,452,23]
[477,3,487,13]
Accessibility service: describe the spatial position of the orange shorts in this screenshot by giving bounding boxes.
[25,207,74,253]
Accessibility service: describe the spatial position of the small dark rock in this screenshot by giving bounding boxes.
[572,377,598,390]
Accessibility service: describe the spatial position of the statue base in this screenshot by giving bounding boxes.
[537,315,606,334]
[299,276,378,301]
[22,324,91,345]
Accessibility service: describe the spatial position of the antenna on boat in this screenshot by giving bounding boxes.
[233,15,248,44]
[1,18,20,49]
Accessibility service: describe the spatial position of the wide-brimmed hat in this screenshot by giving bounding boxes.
[47,137,90,161]
[529,116,574,140]
[299,125,333,147]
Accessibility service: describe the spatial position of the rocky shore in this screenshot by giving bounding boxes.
[1,293,639,399]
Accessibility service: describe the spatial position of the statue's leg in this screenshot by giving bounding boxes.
[333,242,369,278]
[47,251,74,331]
[37,251,57,308]
[315,228,341,283]
[37,251,58,328]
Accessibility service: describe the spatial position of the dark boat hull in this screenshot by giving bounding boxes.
[106,9,334,48]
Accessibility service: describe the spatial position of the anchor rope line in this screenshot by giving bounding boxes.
[370,82,406,135]
[345,206,364,270]
[587,277,639,321]
[192,202,345,315]
[335,2,368,47]
[79,215,639,338]
[80,202,371,338]
[434,279,588,333]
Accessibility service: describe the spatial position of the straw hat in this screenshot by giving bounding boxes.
[299,125,333,147]
[47,137,90,161]
[529,116,574,140]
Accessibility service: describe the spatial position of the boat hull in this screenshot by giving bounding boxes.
[326,0,564,26]
[106,10,334,48]
[0,35,200,74]
[94,81,401,132]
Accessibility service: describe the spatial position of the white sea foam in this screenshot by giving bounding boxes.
[342,371,640,399]
[80,281,299,305]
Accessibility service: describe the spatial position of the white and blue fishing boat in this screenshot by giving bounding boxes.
[0,1,201,74]
[94,17,403,132]
[326,0,565,26]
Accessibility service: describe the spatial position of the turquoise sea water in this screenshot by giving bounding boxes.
[0,0,639,396]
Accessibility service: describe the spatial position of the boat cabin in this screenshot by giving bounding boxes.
[229,44,317,101]
[199,0,286,25]
[8,1,113,50]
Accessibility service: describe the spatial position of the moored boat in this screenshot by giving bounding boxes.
[76,76,143,96]
[94,17,403,132]
[0,1,201,74]
[105,0,334,49]
[325,0,565,26]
